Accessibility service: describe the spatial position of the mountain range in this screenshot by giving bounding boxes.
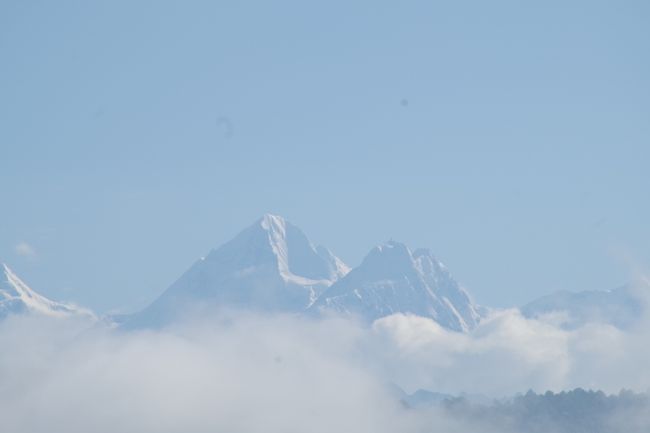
[2,214,647,331]
[125,214,350,328]
[126,214,482,331]
[521,280,649,330]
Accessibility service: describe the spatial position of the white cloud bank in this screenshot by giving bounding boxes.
[0,315,415,433]
[372,309,650,396]
[0,307,648,432]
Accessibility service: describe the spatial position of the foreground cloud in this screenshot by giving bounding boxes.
[372,309,650,395]
[0,308,648,432]
[0,314,412,433]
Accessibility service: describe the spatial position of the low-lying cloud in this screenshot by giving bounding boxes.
[372,309,650,396]
[0,314,410,433]
[0,306,648,432]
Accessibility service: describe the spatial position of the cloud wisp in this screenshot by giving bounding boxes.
[14,242,36,259]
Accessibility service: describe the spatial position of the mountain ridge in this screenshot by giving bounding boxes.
[124,214,349,328]
[126,215,484,331]
[5,214,646,333]
[310,240,483,332]
[0,263,94,320]
[520,279,649,329]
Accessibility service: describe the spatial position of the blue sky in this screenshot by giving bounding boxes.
[1,0,649,313]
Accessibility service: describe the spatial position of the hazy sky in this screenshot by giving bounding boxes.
[1,1,649,313]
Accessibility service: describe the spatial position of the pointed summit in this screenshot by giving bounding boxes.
[310,242,483,332]
[356,241,416,278]
[127,215,349,328]
[218,213,349,283]
[0,263,94,319]
[258,213,285,230]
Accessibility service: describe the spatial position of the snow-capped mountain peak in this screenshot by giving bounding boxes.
[258,214,291,270]
[310,241,483,332]
[361,241,415,275]
[202,213,349,287]
[248,213,349,285]
[0,263,94,319]
[126,214,350,327]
